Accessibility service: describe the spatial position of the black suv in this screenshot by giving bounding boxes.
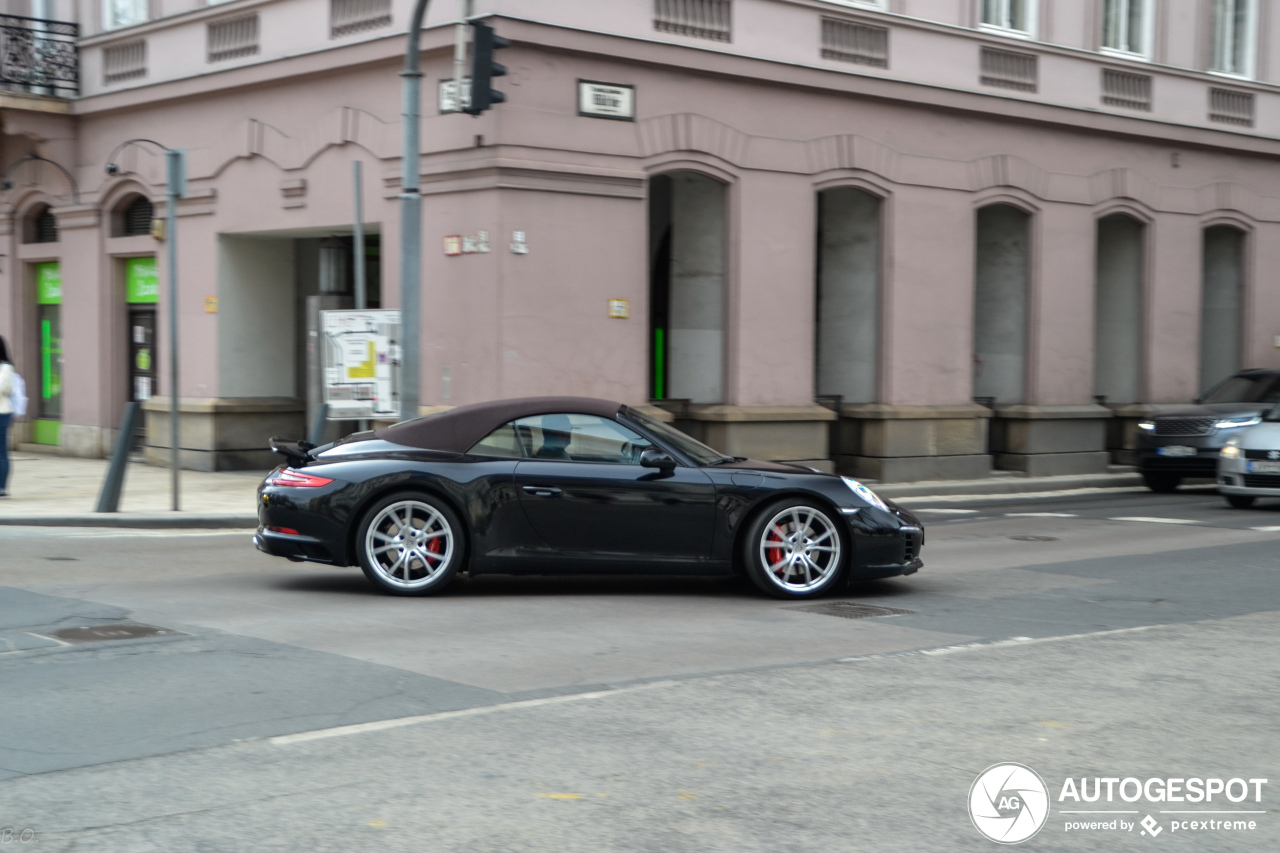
[1137,369,1280,492]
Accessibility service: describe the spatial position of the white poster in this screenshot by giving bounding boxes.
[320,309,402,420]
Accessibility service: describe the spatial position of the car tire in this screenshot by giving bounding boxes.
[742,499,847,600]
[355,491,466,596]
[1225,494,1256,509]
[1142,473,1182,493]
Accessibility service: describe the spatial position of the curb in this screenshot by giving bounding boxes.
[0,514,258,529]
[876,472,1146,501]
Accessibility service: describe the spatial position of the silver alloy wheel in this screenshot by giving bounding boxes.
[757,505,842,593]
[363,499,455,590]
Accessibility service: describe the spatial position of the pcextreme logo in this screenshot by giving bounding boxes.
[969,764,1268,844]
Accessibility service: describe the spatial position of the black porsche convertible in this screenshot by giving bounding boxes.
[254,396,924,598]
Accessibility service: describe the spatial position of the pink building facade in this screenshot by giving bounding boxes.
[1,0,1279,478]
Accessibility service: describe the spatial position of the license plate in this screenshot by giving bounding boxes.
[1157,446,1196,457]
[1248,460,1280,473]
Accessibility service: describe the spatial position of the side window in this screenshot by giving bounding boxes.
[467,423,523,458]
[513,413,652,464]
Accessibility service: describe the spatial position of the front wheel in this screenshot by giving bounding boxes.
[743,500,847,599]
[356,492,465,596]
[1225,494,1256,509]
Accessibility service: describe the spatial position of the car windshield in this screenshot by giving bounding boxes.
[623,407,730,466]
[1200,375,1280,404]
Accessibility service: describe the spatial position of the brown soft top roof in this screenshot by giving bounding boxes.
[375,396,626,453]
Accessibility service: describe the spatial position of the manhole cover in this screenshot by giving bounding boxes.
[40,623,182,644]
[791,602,915,619]
[1009,535,1059,542]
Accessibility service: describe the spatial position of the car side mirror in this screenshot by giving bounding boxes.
[640,448,676,471]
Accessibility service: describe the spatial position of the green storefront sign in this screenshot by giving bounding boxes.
[125,256,158,304]
[34,261,62,445]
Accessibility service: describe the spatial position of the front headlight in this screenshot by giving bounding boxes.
[1221,444,1242,459]
[842,476,888,511]
[1215,416,1261,430]
[1138,421,1155,432]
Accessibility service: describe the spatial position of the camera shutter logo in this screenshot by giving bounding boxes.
[969,763,1050,844]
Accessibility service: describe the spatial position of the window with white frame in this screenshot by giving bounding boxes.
[1102,0,1152,57]
[981,0,1035,37]
[1211,0,1256,76]
[103,0,148,30]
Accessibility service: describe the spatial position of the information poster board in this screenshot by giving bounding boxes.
[320,309,401,420]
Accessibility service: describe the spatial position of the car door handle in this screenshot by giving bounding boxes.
[522,485,562,497]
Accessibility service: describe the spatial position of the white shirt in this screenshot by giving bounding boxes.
[0,363,13,415]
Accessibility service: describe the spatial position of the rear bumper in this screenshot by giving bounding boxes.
[254,527,341,564]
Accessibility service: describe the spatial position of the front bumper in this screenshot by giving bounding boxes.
[847,509,924,581]
[1216,457,1280,497]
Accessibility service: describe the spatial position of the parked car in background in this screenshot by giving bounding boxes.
[1217,406,1280,508]
[1136,369,1280,492]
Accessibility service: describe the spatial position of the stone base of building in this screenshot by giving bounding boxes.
[833,404,992,482]
[677,404,835,467]
[991,404,1112,475]
[844,452,992,482]
[143,397,306,472]
[13,422,113,458]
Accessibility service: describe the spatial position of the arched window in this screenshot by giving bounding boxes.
[973,204,1031,405]
[122,196,154,236]
[22,204,57,244]
[816,187,881,404]
[1200,226,1246,391]
[1094,214,1145,405]
[648,172,726,404]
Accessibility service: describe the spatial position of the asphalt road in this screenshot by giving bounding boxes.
[1,485,1277,851]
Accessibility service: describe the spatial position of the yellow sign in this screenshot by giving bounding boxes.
[608,298,630,319]
[204,296,218,313]
[348,341,376,379]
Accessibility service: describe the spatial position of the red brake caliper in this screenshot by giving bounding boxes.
[426,533,443,565]
[766,527,785,576]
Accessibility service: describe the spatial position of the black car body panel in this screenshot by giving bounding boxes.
[254,397,924,585]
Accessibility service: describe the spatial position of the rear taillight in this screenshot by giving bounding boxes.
[267,526,300,535]
[268,469,334,488]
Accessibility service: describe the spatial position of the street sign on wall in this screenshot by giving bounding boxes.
[320,309,401,420]
[578,80,635,120]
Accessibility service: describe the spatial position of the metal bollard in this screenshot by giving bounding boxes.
[95,402,142,513]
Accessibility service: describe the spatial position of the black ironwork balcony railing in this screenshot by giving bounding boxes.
[0,14,78,98]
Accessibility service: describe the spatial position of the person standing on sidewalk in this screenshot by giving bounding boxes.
[0,335,13,497]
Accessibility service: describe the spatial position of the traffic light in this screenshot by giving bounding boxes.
[463,21,509,115]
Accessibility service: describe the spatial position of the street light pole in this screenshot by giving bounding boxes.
[105,139,184,511]
[399,0,433,424]
[165,150,185,510]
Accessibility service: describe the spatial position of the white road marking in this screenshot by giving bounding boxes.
[912,508,979,515]
[1109,516,1200,525]
[272,681,679,746]
[1250,526,1280,532]
[838,624,1163,664]
[898,486,1149,505]
[0,527,254,538]
[1005,512,1078,518]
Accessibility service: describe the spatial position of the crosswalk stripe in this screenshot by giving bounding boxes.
[912,508,979,514]
[1005,512,1077,518]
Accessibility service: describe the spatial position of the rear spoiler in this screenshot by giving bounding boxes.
[269,437,316,468]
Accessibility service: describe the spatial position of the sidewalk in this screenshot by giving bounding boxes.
[0,452,263,528]
[0,450,1149,528]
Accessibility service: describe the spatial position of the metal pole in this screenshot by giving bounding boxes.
[353,161,366,311]
[353,161,369,433]
[452,0,468,111]
[166,150,185,510]
[400,0,432,424]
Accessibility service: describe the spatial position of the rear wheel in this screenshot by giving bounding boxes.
[1225,494,1256,509]
[1142,472,1182,493]
[356,492,465,596]
[743,500,846,599]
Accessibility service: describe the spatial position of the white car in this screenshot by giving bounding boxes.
[1218,413,1280,508]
